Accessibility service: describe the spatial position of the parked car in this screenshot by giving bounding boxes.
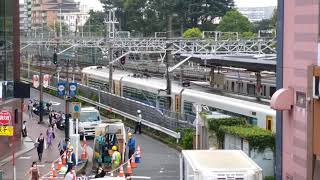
[32,101,51,116]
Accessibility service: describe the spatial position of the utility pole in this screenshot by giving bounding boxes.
[65,59,70,139]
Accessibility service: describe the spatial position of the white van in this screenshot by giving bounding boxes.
[78,107,102,137]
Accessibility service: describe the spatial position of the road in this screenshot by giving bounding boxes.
[30,88,180,179]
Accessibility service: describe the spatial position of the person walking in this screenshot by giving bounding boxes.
[46,125,54,149]
[58,138,69,156]
[22,121,27,137]
[28,100,33,120]
[66,146,76,174]
[27,161,40,180]
[127,132,136,162]
[134,110,142,134]
[65,167,76,180]
[35,133,45,162]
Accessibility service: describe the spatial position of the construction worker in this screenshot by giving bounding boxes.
[134,110,142,134]
[127,132,136,162]
[66,146,76,174]
[111,146,121,171]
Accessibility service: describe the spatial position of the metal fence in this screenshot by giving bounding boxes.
[21,69,194,140]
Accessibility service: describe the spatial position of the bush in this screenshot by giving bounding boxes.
[180,128,194,149]
[182,28,202,38]
[264,176,275,180]
[219,125,275,152]
[241,31,256,39]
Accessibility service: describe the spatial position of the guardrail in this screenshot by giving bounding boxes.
[21,77,181,141]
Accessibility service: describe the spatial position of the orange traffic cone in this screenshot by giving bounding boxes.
[118,164,124,177]
[81,144,88,160]
[57,157,63,171]
[48,169,54,180]
[135,145,142,163]
[62,151,67,165]
[51,162,57,177]
[131,154,137,168]
[126,161,133,175]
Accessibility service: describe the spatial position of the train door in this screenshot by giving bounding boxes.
[113,80,121,96]
[266,116,273,131]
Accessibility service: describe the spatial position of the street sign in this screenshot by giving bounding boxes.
[0,111,11,125]
[43,74,50,88]
[33,75,39,88]
[0,126,13,136]
[69,83,78,97]
[57,82,66,96]
[72,102,81,119]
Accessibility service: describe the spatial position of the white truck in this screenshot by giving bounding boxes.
[180,150,263,180]
[78,107,102,137]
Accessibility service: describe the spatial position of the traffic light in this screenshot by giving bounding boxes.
[120,56,126,65]
[53,52,58,64]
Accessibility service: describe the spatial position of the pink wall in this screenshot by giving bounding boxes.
[283,0,318,179]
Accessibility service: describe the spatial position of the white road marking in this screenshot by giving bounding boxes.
[129,176,151,179]
[18,156,32,159]
[36,164,45,167]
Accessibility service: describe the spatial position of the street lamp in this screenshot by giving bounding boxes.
[56,57,80,139]
[31,55,54,124]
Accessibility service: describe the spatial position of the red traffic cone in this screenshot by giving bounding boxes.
[135,145,142,163]
[57,157,63,171]
[81,144,88,160]
[131,154,137,168]
[126,161,133,175]
[118,164,124,177]
[51,162,57,177]
[62,151,67,165]
[49,169,54,180]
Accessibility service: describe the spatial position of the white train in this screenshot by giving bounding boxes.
[82,66,276,132]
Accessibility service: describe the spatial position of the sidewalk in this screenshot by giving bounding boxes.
[0,112,65,180]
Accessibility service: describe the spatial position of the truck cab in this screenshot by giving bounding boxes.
[78,107,102,137]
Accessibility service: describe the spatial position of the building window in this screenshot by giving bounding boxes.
[0,0,14,82]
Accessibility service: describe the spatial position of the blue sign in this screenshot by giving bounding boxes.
[69,83,78,97]
[57,82,66,96]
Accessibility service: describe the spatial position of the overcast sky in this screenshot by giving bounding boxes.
[235,0,277,7]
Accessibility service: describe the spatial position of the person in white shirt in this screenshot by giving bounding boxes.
[134,110,142,134]
[22,121,27,137]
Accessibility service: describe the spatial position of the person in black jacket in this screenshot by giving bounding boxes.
[36,133,45,162]
[95,164,106,178]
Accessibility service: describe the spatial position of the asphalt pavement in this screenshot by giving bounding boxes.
[29,88,180,179]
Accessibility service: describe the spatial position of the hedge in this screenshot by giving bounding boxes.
[219,125,275,152]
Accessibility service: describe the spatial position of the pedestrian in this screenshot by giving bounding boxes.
[22,121,27,137]
[66,146,76,174]
[127,132,136,162]
[48,112,53,125]
[35,133,45,162]
[65,167,76,180]
[134,110,142,134]
[111,146,121,172]
[28,100,33,120]
[95,163,106,178]
[58,138,69,156]
[27,161,40,180]
[77,171,88,180]
[46,125,54,149]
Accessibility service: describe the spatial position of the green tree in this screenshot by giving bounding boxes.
[217,10,253,33]
[83,10,105,34]
[253,19,272,33]
[182,27,202,38]
[49,22,68,36]
[270,8,277,29]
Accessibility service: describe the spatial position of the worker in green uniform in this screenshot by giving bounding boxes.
[111,145,121,172]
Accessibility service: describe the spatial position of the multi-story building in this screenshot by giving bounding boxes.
[19,0,32,34]
[238,6,276,22]
[0,0,23,159]
[59,4,89,32]
[31,0,79,30]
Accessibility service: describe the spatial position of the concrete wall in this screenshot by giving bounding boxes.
[282,0,319,179]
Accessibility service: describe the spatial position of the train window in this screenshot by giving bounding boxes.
[249,118,258,126]
[231,81,235,92]
[247,84,256,96]
[266,116,273,131]
[269,86,276,97]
